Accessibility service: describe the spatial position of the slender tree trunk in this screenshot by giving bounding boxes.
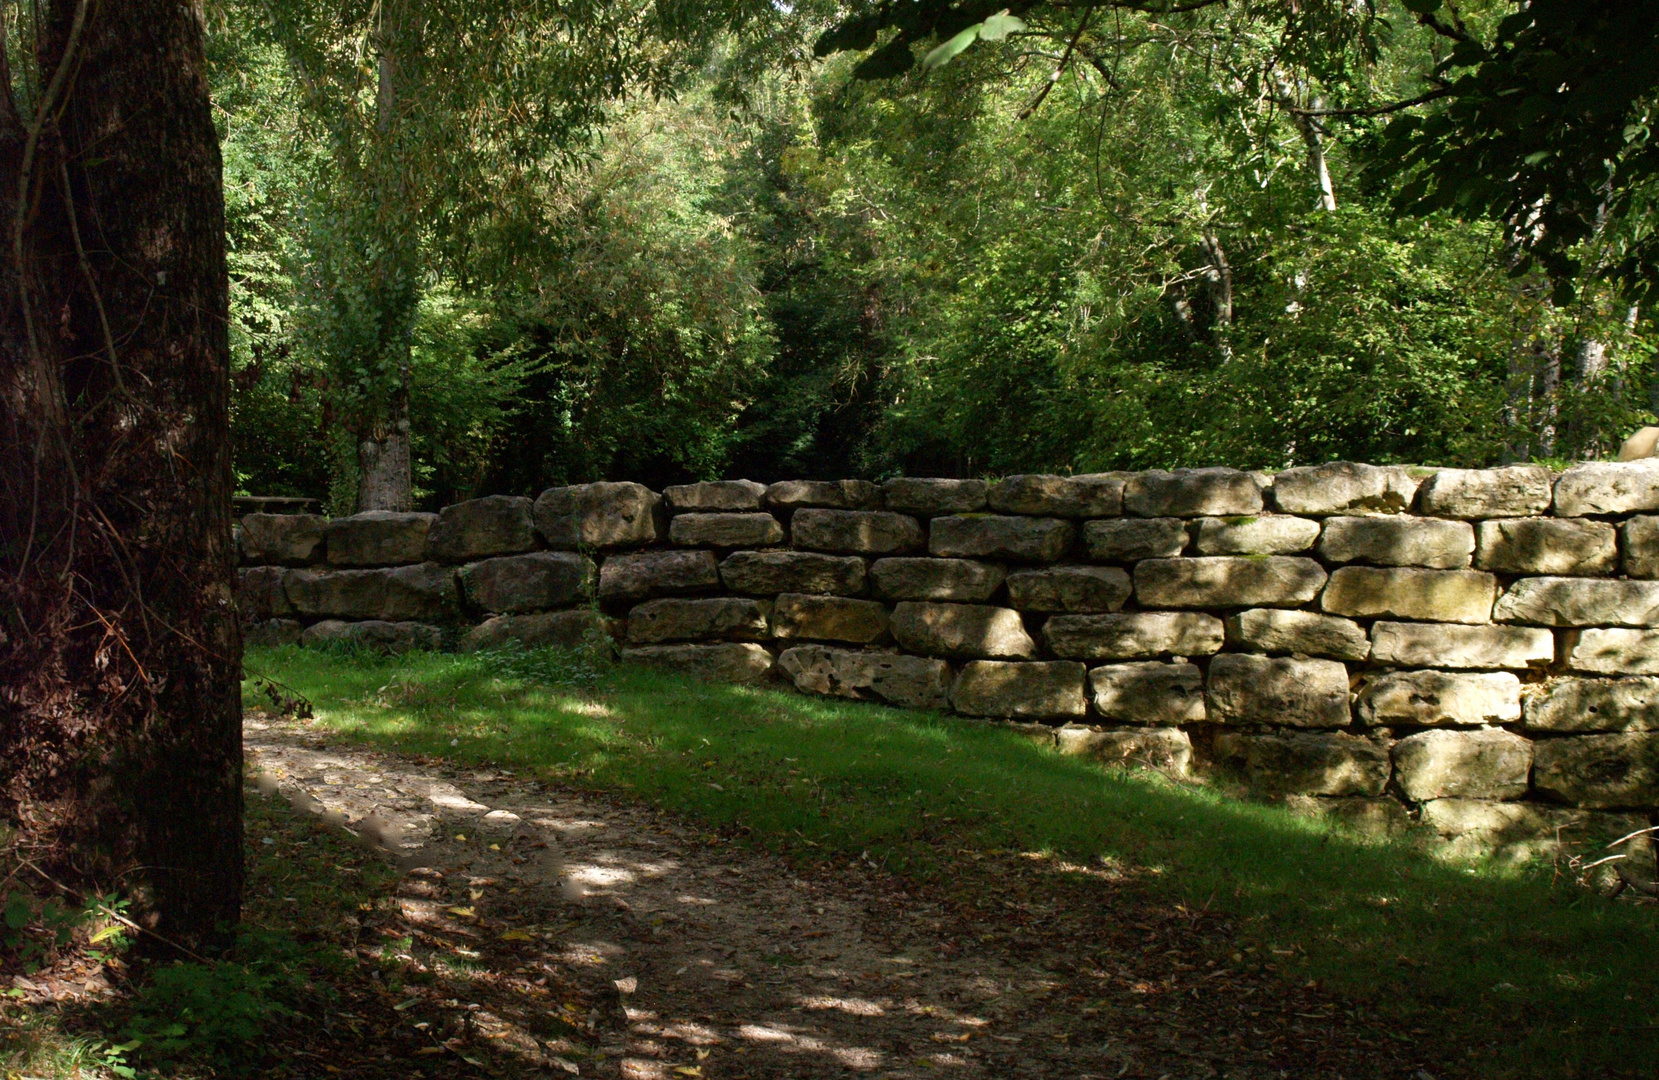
[0,0,241,947]
[1199,229,1233,362]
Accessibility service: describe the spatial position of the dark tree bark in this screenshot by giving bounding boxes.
[0,0,242,947]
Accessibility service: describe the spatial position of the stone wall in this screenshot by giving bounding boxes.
[239,462,1659,861]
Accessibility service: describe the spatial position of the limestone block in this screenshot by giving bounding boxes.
[1193,515,1321,555]
[1416,466,1553,519]
[986,474,1124,517]
[950,660,1087,719]
[1392,729,1532,801]
[621,642,775,684]
[244,618,303,647]
[237,566,292,619]
[1354,670,1522,727]
[777,646,951,711]
[598,549,720,602]
[1134,556,1327,609]
[1419,799,1584,863]
[1281,796,1413,838]
[461,609,607,652]
[285,563,458,621]
[240,513,327,565]
[1224,609,1369,661]
[1082,518,1187,561]
[426,496,537,562]
[890,601,1035,659]
[1567,628,1659,675]
[1553,459,1659,517]
[1268,462,1420,516]
[765,479,880,511]
[1123,468,1263,518]
[1205,654,1351,728]
[1368,622,1553,671]
[1321,566,1496,624]
[1004,565,1131,613]
[1622,516,1659,578]
[459,552,594,614]
[300,619,444,654]
[881,478,988,515]
[1089,661,1205,724]
[627,597,769,644]
[663,480,766,512]
[719,551,867,596]
[1316,516,1475,569]
[929,515,1074,562]
[1533,733,1659,808]
[669,512,785,549]
[1476,518,1618,576]
[325,511,436,567]
[1044,611,1224,661]
[1055,726,1192,777]
[791,509,923,555]
[535,482,662,549]
[1493,576,1659,627]
[770,594,890,644]
[1211,732,1390,797]
[1525,677,1659,732]
[870,557,1004,602]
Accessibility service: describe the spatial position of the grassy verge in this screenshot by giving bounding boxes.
[250,643,1659,1079]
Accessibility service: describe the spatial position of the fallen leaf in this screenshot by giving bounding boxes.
[673,1068,703,1078]
[394,997,423,1011]
[501,929,534,942]
[416,1047,445,1055]
[447,906,477,918]
[470,888,485,901]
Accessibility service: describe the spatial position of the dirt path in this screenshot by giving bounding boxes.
[246,715,1450,1080]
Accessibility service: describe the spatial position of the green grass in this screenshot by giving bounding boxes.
[250,643,1659,1079]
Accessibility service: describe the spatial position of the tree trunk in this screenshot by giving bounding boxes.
[0,0,241,948]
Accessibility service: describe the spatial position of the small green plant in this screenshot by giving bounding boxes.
[0,889,129,971]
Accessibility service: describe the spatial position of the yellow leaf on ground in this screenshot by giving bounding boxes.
[446,906,477,918]
[673,1068,703,1078]
[500,929,533,941]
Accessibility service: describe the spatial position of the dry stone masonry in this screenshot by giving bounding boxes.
[238,462,1659,860]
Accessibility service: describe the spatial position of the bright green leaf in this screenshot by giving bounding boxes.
[978,12,1026,42]
[922,24,982,71]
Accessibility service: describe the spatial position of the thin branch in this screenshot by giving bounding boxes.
[1019,5,1097,121]
[1289,87,1453,118]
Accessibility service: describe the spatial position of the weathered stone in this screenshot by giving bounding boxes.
[1317,516,1475,569]
[238,566,292,619]
[1268,462,1421,516]
[1355,670,1522,727]
[461,609,608,652]
[325,511,436,567]
[1206,654,1351,728]
[1321,566,1496,624]
[1211,733,1390,797]
[621,642,775,684]
[1417,800,1637,865]
[300,619,444,653]
[240,513,327,565]
[1567,628,1659,675]
[426,496,537,562]
[1044,611,1224,660]
[285,563,458,621]
[1554,459,1659,517]
[765,479,880,511]
[881,478,988,515]
[669,512,785,549]
[534,482,662,549]
[719,551,867,596]
[1525,677,1659,732]
[950,660,1087,719]
[627,597,768,644]
[929,515,1075,562]
[459,552,594,614]
[791,509,923,555]
[1134,556,1327,609]
[1623,516,1659,578]
[663,480,767,512]
[1193,515,1321,555]
[1392,729,1532,801]
[1123,468,1262,518]
[1082,518,1187,561]
[1004,565,1131,613]
[1281,796,1413,838]
[1416,466,1553,519]
[1089,662,1205,724]
[777,646,951,711]
[890,601,1036,659]
[598,549,720,602]
[1224,609,1369,661]
[869,558,1004,602]
[1476,518,1618,576]
[244,618,303,647]
[1054,726,1192,777]
[1368,622,1553,671]
[1494,576,1659,627]
[986,474,1124,517]
[1533,733,1659,808]
[770,594,890,644]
